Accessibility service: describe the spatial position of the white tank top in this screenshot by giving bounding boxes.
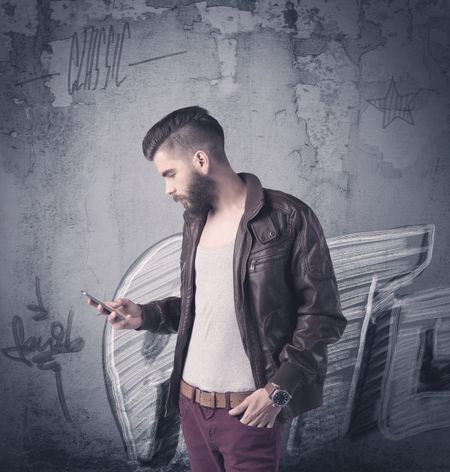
[181,236,256,392]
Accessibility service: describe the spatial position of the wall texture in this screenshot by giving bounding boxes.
[1,1,449,471]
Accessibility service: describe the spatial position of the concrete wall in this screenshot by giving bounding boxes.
[1,1,449,471]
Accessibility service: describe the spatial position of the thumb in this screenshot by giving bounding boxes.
[228,396,250,416]
[112,297,126,307]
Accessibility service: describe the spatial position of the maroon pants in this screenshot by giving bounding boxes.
[178,391,283,472]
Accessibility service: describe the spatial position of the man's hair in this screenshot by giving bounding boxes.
[142,106,227,163]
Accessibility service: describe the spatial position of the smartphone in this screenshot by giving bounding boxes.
[81,290,127,321]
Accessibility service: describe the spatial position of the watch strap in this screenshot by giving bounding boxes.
[264,382,279,398]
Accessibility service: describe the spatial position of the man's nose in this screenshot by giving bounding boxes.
[165,183,175,195]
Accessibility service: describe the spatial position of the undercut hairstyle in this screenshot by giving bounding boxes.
[142,106,227,163]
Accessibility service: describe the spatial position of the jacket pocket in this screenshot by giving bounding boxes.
[248,238,291,272]
[248,251,287,272]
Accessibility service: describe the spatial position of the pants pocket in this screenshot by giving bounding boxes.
[233,412,275,434]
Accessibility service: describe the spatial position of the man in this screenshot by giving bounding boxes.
[88,106,347,471]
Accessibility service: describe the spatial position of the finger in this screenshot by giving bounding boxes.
[112,311,133,324]
[88,298,99,308]
[112,318,127,330]
[120,314,132,328]
[108,311,121,323]
[242,415,256,425]
[254,422,269,428]
[110,300,129,317]
[228,397,250,415]
[111,315,126,329]
[242,410,265,426]
[249,416,271,428]
[96,303,109,314]
[113,310,126,321]
[111,312,133,328]
[111,298,126,308]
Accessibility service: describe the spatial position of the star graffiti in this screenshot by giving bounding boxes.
[367,77,422,128]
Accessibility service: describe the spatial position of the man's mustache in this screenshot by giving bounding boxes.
[173,195,187,204]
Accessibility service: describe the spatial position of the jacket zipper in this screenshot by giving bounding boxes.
[249,251,286,272]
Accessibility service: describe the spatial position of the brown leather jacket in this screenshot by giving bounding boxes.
[136,172,347,424]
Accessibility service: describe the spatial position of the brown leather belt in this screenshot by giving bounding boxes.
[180,378,254,409]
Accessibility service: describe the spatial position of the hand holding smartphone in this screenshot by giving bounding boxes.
[81,290,127,321]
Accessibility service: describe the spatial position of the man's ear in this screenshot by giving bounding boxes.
[192,150,210,174]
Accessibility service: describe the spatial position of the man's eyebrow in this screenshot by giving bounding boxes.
[161,168,176,177]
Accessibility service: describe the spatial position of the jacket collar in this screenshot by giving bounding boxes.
[183,171,265,225]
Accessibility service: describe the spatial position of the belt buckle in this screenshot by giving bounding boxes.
[200,389,216,408]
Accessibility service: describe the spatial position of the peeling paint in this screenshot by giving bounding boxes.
[196,1,262,34]
[176,2,202,29]
[206,0,256,11]
[293,36,327,57]
[294,39,359,84]
[291,0,359,39]
[50,0,172,27]
[295,79,359,171]
[211,35,237,93]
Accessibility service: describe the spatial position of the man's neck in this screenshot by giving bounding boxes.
[209,170,247,217]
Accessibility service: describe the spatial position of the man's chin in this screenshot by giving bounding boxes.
[180,200,197,214]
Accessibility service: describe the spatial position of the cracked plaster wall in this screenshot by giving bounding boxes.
[0,0,449,471]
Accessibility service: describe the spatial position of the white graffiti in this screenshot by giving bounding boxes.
[102,223,450,467]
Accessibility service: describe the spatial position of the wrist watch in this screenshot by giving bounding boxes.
[264,382,292,407]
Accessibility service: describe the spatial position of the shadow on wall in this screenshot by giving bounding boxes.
[100,223,450,470]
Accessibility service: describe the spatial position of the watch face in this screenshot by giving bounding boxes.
[272,389,290,407]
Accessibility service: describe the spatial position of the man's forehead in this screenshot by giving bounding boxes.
[154,149,178,170]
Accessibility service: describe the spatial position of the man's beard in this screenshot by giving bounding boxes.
[175,170,217,217]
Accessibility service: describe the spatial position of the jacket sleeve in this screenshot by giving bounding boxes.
[268,205,347,394]
[134,296,181,334]
[134,221,189,335]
